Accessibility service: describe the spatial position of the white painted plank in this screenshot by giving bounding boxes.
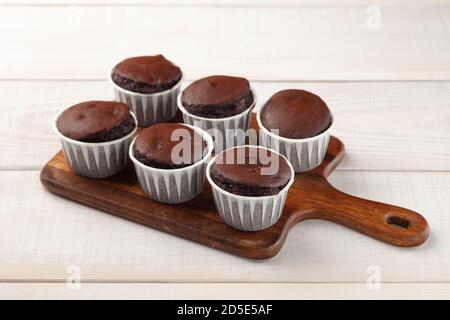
[1,283,449,300]
[1,80,449,171]
[0,170,448,282]
[2,0,449,5]
[1,5,450,80]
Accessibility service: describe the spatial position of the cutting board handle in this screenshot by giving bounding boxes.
[293,176,430,247]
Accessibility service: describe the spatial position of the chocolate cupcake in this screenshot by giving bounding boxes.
[177,75,256,153]
[210,147,291,197]
[109,55,183,127]
[130,123,213,204]
[55,101,137,178]
[112,55,182,94]
[257,89,333,173]
[57,101,135,142]
[181,75,253,118]
[133,123,206,169]
[207,146,294,231]
[260,89,331,139]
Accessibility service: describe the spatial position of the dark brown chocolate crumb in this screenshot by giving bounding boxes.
[133,148,203,170]
[112,73,181,94]
[210,168,287,197]
[184,90,253,118]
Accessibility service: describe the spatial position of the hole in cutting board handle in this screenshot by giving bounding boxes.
[384,214,411,229]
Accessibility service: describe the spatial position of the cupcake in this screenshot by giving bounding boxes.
[55,100,137,178]
[257,89,333,172]
[129,123,213,204]
[206,145,294,231]
[177,75,256,153]
[109,55,182,127]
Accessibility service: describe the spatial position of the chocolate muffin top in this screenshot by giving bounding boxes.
[112,55,182,94]
[260,89,332,139]
[210,146,292,197]
[133,123,207,169]
[181,75,253,118]
[57,101,135,142]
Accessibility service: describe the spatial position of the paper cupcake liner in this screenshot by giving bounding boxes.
[109,71,182,127]
[206,146,295,231]
[256,112,333,173]
[129,124,214,204]
[177,90,256,153]
[55,112,138,179]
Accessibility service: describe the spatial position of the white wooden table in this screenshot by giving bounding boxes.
[1,0,449,299]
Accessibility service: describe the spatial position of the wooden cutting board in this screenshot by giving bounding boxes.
[40,114,429,259]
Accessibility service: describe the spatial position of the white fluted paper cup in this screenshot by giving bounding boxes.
[108,69,182,127]
[129,124,214,204]
[177,89,256,153]
[54,110,138,179]
[256,110,333,173]
[206,145,295,232]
